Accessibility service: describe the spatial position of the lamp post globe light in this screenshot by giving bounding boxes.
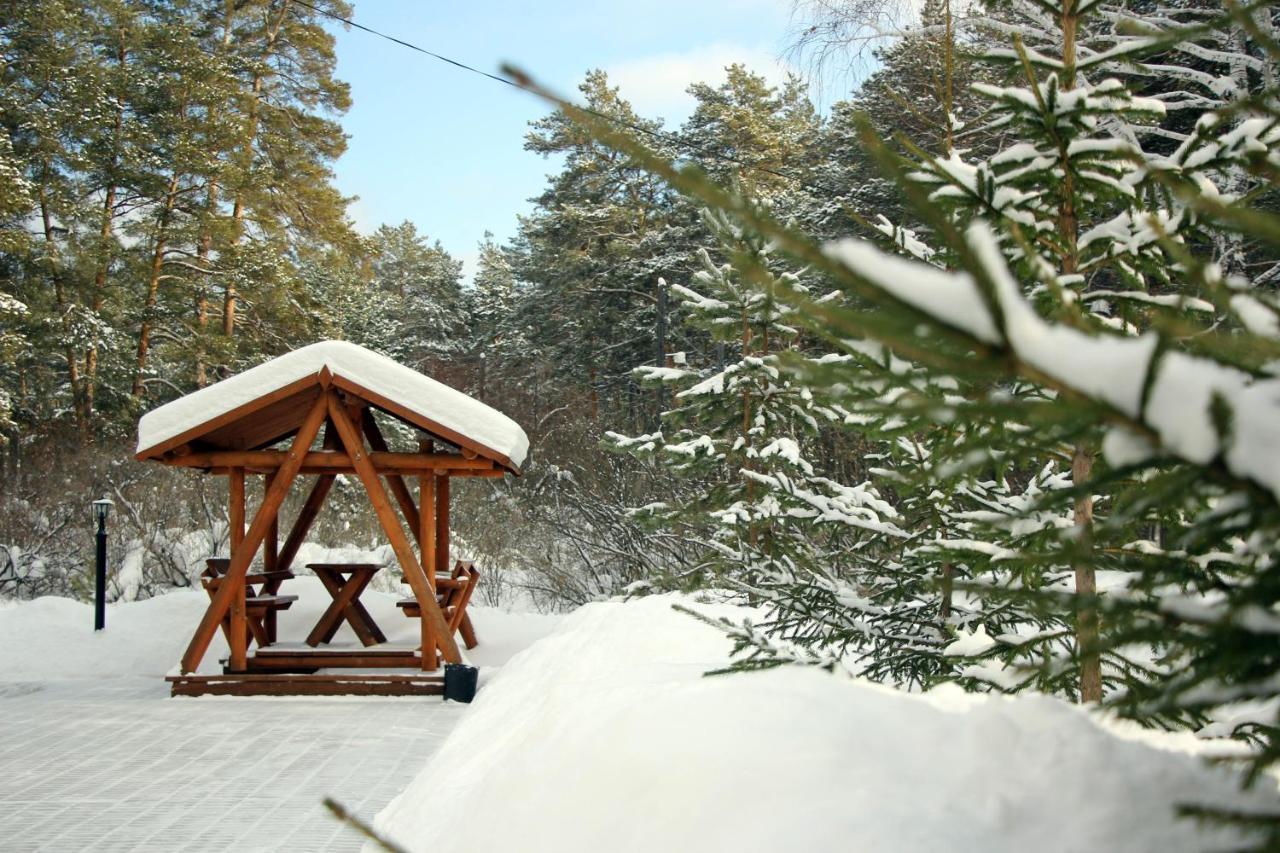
[92,498,112,631]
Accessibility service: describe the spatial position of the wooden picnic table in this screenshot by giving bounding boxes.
[203,558,298,650]
[395,561,481,651]
[305,563,388,647]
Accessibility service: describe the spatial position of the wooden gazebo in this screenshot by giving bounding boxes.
[136,341,528,696]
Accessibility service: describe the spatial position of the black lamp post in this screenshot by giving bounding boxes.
[92,498,112,631]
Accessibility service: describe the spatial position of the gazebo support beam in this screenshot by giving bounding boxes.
[276,474,334,575]
[325,393,462,666]
[275,421,340,575]
[361,409,421,547]
[180,393,329,674]
[163,449,497,472]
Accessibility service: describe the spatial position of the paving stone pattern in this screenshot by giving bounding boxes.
[0,679,464,851]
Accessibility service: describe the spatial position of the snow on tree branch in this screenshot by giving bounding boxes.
[824,221,1280,503]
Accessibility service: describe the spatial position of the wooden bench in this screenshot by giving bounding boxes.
[397,561,480,650]
[203,558,298,649]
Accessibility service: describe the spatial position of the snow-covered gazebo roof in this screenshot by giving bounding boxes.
[137,341,527,689]
[136,340,528,473]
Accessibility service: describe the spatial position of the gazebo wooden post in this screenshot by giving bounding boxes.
[325,392,462,664]
[228,467,248,671]
[435,473,450,575]
[264,471,278,572]
[418,438,437,670]
[180,393,328,674]
[263,470,279,641]
[229,468,245,552]
[229,583,247,670]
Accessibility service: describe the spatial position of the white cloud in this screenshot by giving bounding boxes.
[346,197,377,236]
[606,43,792,124]
[457,249,480,288]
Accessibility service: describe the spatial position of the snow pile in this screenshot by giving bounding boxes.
[0,591,219,680]
[372,595,1277,853]
[0,578,561,681]
[136,340,529,468]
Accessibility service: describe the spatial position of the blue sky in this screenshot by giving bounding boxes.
[327,0,802,279]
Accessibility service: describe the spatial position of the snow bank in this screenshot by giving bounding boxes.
[372,595,1277,853]
[0,591,218,680]
[136,340,529,468]
[0,579,561,680]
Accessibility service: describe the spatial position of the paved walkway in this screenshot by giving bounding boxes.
[0,678,466,852]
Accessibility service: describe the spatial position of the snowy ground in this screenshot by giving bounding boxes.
[8,585,1280,852]
[0,581,561,852]
[372,594,1280,853]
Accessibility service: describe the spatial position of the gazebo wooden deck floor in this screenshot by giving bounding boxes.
[137,342,529,697]
[167,672,446,697]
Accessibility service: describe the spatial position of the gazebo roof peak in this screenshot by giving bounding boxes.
[136,340,528,472]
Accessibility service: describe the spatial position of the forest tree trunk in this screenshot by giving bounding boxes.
[1056,1,1102,704]
[1073,444,1102,702]
[39,177,89,442]
[224,0,292,341]
[133,171,182,398]
[86,37,128,428]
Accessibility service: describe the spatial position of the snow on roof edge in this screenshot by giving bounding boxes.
[135,341,529,469]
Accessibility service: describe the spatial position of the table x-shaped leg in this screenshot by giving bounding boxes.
[306,570,388,647]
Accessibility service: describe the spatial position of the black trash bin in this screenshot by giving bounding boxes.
[443,663,479,703]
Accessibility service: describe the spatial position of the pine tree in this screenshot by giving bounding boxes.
[0,0,360,439]
[805,0,997,241]
[0,286,26,436]
[206,0,353,348]
[127,6,241,401]
[1,0,102,439]
[368,221,467,369]
[681,65,821,204]
[467,231,524,402]
[305,245,403,357]
[0,123,32,439]
[513,69,684,426]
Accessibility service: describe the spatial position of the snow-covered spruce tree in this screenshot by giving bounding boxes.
[513,5,1280,822]
[695,0,1165,696]
[977,0,1277,262]
[663,290,1079,690]
[608,204,901,604]
[835,0,1280,704]
[620,168,1280,803]
[634,2,1056,690]
[812,343,1092,692]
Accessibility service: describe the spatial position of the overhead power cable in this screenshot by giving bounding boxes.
[288,0,850,201]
